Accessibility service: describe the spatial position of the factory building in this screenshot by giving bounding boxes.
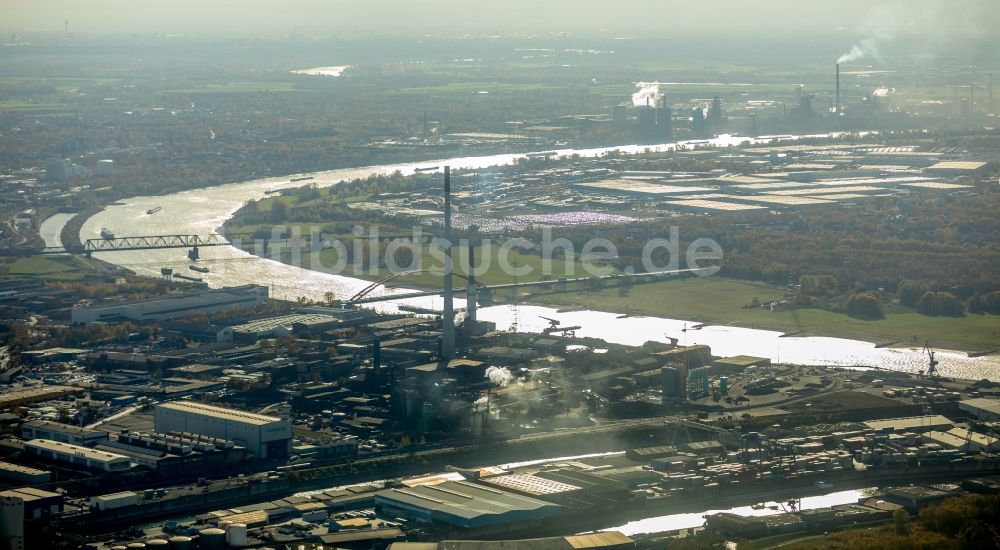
[0,386,82,409]
[374,480,561,530]
[863,415,953,433]
[71,284,269,324]
[96,430,247,473]
[0,496,23,550]
[44,159,88,181]
[154,401,291,459]
[921,429,1000,453]
[0,488,62,520]
[23,439,131,473]
[21,420,109,447]
[0,461,52,485]
[388,531,635,550]
[959,398,1000,421]
[226,313,338,343]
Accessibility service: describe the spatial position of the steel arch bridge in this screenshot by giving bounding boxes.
[347,269,479,303]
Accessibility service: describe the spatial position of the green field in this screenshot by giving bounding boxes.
[531,276,1000,352]
[259,241,622,289]
[1,255,105,280]
[163,81,301,94]
[0,100,67,112]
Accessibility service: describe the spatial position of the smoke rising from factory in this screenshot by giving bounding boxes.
[632,82,662,107]
[486,366,514,387]
[837,37,880,64]
[835,0,997,65]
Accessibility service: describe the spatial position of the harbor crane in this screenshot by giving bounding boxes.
[922,340,940,378]
[539,316,580,337]
[540,316,561,328]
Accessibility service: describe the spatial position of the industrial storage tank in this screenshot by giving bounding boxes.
[167,536,193,550]
[96,159,115,175]
[198,528,226,550]
[126,544,146,549]
[145,540,168,548]
[226,523,247,547]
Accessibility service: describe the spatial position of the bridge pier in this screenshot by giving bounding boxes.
[478,288,494,305]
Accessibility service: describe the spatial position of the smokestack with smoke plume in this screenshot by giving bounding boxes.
[632,82,662,108]
[442,166,455,360]
[485,366,513,387]
[837,37,881,64]
[835,64,840,114]
[836,1,997,68]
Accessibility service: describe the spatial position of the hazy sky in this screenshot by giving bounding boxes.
[3,0,996,38]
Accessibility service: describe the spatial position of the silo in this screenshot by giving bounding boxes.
[168,536,193,550]
[226,523,247,547]
[0,497,24,547]
[611,105,627,128]
[661,366,679,400]
[198,528,226,550]
[97,159,115,176]
[636,105,656,141]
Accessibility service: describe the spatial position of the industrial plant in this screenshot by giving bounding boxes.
[1,2,999,549]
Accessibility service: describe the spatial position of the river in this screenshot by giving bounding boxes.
[38,212,74,248]
[79,136,1000,380]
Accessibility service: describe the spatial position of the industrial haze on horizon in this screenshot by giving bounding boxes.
[2,0,998,42]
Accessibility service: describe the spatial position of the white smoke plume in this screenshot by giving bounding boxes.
[632,82,662,107]
[836,1,997,65]
[872,87,895,97]
[837,37,881,64]
[485,366,513,386]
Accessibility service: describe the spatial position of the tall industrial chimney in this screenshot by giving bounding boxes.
[835,63,841,115]
[441,166,455,360]
[466,241,478,330]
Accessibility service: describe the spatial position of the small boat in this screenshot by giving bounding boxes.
[100,228,115,239]
[189,265,209,273]
[147,206,162,214]
[290,176,314,182]
[264,189,280,195]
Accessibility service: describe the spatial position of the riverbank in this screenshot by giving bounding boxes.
[219,240,1000,354]
[527,277,1000,354]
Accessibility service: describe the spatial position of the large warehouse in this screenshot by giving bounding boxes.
[71,284,269,324]
[23,439,131,473]
[959,398,1000,421]
[154,401,291,459]
[375,480,561,530]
